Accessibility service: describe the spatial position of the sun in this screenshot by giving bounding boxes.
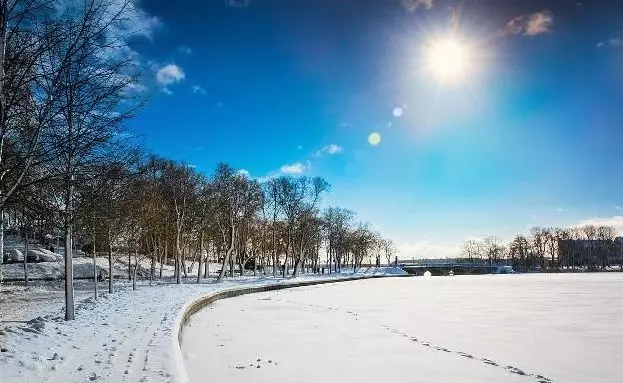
[425,37,471,83]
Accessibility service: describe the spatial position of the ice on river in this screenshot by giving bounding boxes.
[181,273,623,383]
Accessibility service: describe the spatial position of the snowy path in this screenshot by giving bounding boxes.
[0,269,401,383]
[182,273,623,383]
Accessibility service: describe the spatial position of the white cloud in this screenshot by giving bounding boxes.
[280,161,310,175]
[401,0,435,12]
[237,169,250,177]
[77,0,163,41]
[161,87,173,95]
[192,85,206,94]
[571,216,623,235]
[396,241,460,260]
[507,10,553,36]
[123,82,148,95]
[597,38,623,49]
[316,144,343,156]
[156,64,185,85]
[178,46,193,55]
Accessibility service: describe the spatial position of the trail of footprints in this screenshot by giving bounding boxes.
[235,357,279,370]
[270,296,553,383]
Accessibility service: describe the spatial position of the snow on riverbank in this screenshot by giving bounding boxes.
[0,267,404,383]
[182,273,623,383]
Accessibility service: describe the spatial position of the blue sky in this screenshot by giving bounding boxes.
[124,0,623,257]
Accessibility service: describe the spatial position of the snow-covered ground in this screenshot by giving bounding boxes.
[0,267,403,382]
[182,273,623,383]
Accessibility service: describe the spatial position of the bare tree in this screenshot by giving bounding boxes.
[36,0,145,319]
[460,239,482,262]
[214,164,262,283]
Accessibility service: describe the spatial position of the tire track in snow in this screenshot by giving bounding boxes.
[269,296,553,383]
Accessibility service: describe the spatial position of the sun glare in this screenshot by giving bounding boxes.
[425,38,471,83]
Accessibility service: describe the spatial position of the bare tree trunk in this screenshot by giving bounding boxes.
[132,245,138,291]
[229,248,234,278]
[176,230,181,284]
[0,208,4,283]
[64,218,74,320]
[197,230,203,283]
[283,230,290,278]
[127,250,131,280]
[217,225,235,283]
[0,0,7,285]
[204,241,209,278]
[92,226,97,300]
[64,172,75,320]
[23,226,28,287]
[161,239,167,279]
[272,207,277,277]
[108,227,113,294]
[149,238,154,286]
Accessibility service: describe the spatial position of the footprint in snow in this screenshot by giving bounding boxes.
[482,359,498,366]
[506,366,526,376]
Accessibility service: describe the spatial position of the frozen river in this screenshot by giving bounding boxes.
[181,273,623,383]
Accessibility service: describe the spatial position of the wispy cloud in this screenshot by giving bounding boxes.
[337,122,349,128]
[161,87,173,95]
[401,0,435,12]
[556,207,565,212]
[597,38,623,49]
[123,82,148,95]
[315,144,343,156]
[178,46,192,55]
[237,169,250,177]
[280,161,310,175]
[226,0,251,8]
[156,64,185,86]
[507,10,553,36]
[99,0,162,41]
[192,85,206,94]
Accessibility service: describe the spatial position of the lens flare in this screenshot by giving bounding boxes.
[368,132,381,146]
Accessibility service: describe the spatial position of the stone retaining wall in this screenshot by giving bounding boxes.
[178,274,391,345]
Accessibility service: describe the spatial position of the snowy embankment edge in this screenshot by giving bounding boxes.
[172,273,407,382]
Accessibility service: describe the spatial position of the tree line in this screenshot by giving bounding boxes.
[0,0,396,320]
[460,225,622,271]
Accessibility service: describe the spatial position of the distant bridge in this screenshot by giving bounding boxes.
[397,259,515,276]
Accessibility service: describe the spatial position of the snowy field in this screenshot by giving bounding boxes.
[0,268,402,382]
[182,273,623,383]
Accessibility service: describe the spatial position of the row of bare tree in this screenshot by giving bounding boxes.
[0,0,397,320]
[460,226,622,271]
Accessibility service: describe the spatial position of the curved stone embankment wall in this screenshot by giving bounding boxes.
[174,273,405,382]
[179,274,390,343]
